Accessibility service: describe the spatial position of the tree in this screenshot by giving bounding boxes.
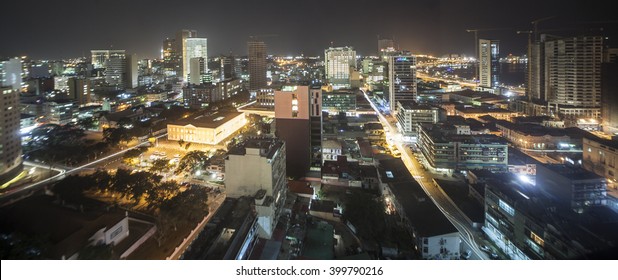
[103,127,131,145]
[111,168,133,198]
[175,150,209,175]
[77,117,98,131]
[53,175,93,205]
[150,158,170,173]
[123,146,147,160]
[343,191,386,240]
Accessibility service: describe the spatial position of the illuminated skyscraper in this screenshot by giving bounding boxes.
[545,36,603,119]
[248,40,267,90]
[0,58,22,91]
[162,38,180,75]
[388,54,417,112]
[0,87,23,185]
[479,39,499,88]
[184,38,208,82]
[324,46,356,89]
[90,50,128,88]
[175,29,197,80]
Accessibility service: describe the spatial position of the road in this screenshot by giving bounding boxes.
[0,134,169,203]
[416,72,525,95]
[361,89,489,260]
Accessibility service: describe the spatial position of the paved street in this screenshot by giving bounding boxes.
[362,89,490,260]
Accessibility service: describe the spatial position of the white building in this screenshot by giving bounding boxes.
[225,138,287,239]
[545,36,603,119]
[0,58,22,91]
[325,47,356,89]
[167,111,246,145]
[0,87,23,184]
[185,38,208,82]
[479,39,499,88]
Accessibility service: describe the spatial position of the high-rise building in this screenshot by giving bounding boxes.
[189,57,209,85]
[248,40,267,90]
[175,29,197,80]
[162,38,180,75]
[0,87,23,184]
[184,38,208,82]
[601,48,618,134]
[275,86,311,178]
[325,47,356,90]
[0,58,22,91]
[225,137,287,239]
[125,54,138,89]
[91,50,128,88]
[105,50,126,88]
[388,54,417,112]
[67,77,91,105]
[527,37,546,102]
[545,36,603,119]
[479,39,500,89]
[221,55,235,80]
[309,86,322,171]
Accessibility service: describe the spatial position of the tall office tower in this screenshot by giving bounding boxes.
[0,58,22,91]
[309,86,323,171]
[225,137,287,239]
[0,87,23,185]
[527,35,546,101]
[125,54,138,89]
[221,55,235,80]
[91,50,127,88]
[378,38,394,54]
[162,38,180,75]
[175,29,197,80]
[248,40,267,90]
[189,57,209,85]
[479,39,500,89]
[602,48,618,134]
[274,86,311,178]
[184,38,208,82]
[325,46,356,90]
[104,50,127,88]
[545,36,603,119]
[67,77,91,105]
[388,55,417,113]
[91,50,109,69]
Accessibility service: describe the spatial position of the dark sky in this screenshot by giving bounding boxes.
[1,0,616,60]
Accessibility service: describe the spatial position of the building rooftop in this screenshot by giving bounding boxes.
[539,164,604,181]
[420,123,507,145]
[485,174,618,257]
[0,195,131,259]
[169,111,243,128]
[496,120,571,137]
[227,137,284,160]
[455,106,513,114]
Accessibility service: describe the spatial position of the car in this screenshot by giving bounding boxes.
[490,252,500,259]
[480,245,491,252]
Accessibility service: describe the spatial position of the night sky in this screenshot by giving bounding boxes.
[1,0,616,59]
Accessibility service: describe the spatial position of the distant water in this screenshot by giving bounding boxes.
[448,63,526,87]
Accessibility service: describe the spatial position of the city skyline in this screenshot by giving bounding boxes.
[2,0,617,59]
